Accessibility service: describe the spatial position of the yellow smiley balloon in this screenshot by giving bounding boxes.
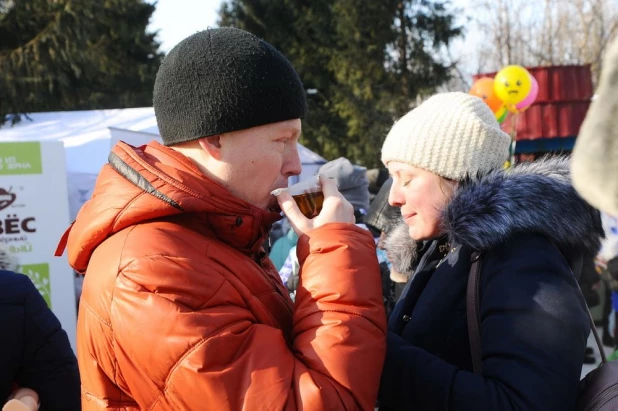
[494,65,532,105]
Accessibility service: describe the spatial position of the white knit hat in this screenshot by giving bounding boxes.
[381,92,511,180]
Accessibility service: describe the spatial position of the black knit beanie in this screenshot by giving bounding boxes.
[153,27,308,145]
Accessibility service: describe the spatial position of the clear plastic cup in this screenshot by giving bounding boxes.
[287,176,324,219]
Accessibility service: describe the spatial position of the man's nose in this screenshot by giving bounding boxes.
[284,143,302,177]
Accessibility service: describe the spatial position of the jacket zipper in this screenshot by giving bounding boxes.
[397,240,440,323]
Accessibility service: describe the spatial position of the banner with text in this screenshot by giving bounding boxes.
[0,141,76,350]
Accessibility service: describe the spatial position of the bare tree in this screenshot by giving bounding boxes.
[470,0,537,72]
[461,0,617,85]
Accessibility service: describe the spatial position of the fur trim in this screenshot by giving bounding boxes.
[385,156,604,276]
[383,220,417,276]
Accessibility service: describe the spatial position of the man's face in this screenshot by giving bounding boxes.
[218,119,302,211]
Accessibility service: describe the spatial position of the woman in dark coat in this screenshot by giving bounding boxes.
[378,92,601,410]
[0,247,80,410]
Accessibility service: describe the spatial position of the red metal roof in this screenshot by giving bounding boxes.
[500,101,590,140]
[473,65,593,141]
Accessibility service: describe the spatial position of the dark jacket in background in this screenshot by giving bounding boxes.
[379,157,603,411]
[0,270,80,410]
[579,253,602,308]
[365,178,404,315]
[364,178,400,237]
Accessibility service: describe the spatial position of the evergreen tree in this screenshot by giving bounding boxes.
[389,0,463,115]
[79,0,162,109]
[0,0,162,125]
[218,0,461,167]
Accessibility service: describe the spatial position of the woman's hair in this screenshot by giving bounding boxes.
[439,177,457,200]
[0,244,19,272]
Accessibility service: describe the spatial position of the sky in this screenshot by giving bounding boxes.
[146,0,481,86]
[147,0,478,51]
[147,0,220,53]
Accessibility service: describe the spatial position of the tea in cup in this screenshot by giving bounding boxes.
[287,176,324,219]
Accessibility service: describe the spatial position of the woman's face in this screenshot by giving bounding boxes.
[387,162,455,241]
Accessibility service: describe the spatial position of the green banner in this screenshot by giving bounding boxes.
[0,142,43,175]
[21,263,52,308]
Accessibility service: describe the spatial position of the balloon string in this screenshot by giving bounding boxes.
[510,113,519,164]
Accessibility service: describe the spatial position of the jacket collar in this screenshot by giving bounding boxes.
[65,141,281,272]
[385,156,604,277]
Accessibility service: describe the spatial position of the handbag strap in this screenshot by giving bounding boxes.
[467,251,608,375]
[466,251,483,375]
[579,288,607,364]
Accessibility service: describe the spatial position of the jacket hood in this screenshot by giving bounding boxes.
[62,141,281,272]
[385,156,604,276]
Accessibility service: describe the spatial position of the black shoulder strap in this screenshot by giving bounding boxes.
[466,251,483,375]
[466,250,606,376]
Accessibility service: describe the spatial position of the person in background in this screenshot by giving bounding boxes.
[572,37,618,216]
[597,212,618,360]
[571,36,618,362]
[0,244,80,411]
[597,213,618,349]
[364,178,407,316]
[578,252,602,364]
[378,92,601,410]
[319,157,371,223]
[366,168,390,203]
[59,27,386,410]
[268,218,298,271]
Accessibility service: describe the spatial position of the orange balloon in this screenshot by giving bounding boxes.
[469,78,503,113]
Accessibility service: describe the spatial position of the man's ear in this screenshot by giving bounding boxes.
[198,136,223,159]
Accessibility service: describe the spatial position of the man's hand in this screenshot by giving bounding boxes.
[273,175,355,236]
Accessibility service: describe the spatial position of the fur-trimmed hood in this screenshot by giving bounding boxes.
[385,156,604,276]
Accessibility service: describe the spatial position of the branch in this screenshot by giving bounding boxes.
[445,47,471,90]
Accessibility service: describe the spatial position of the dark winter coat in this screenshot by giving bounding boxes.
[0,270,80,410]
[379,157,603,411]
[579,253,601,308]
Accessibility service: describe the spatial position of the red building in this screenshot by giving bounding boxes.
[473,65,593,161]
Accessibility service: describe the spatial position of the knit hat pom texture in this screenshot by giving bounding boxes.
[153,27,308,145]
[381,92,511,180]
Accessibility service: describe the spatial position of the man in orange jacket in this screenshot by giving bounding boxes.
[58,27,386,410]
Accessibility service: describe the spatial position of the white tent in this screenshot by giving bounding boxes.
[0,108,327,219]
[0,108,159,175]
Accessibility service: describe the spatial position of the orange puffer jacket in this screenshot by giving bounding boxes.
[60,141,386,410]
